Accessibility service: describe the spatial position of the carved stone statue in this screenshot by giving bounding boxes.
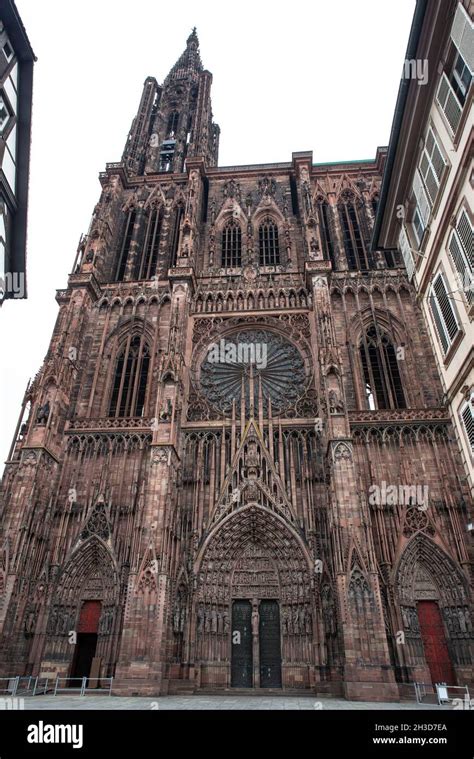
[159,398,173,421]
[211,606,218,634]
[251,608,259,635]
[197,605,204,633]
[223,610,230,634]
[36,400,50,425]
[245,439,260,469]
[328,389,344,414]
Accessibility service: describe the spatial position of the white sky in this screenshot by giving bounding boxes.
[0,0,416,474]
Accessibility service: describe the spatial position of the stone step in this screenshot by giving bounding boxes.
[196,687,313,697]
[167,679,196,695]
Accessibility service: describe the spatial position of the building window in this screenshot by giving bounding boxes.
[436,3,473,134]
[221,221,242,268]
[3,41,13,61]
[418,127,447,207]
[428,272,461,355]
[460,393,474,455]
[259,220,280,266]
[412,208,425,247]
[452,51,472,105]
[398,224,415,279]
[317,200,336,268]
[448,207,473,308]
[134,207,163,280]
[109,336,150,417]
[338,195,372,270]
[410,170,431,246]
[115,210,136,281]
[0,93,11,133]
[359,325,406,410]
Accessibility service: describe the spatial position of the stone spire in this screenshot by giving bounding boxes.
[164,27,203,85]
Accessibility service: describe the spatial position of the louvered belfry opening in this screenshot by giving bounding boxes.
[360,325,406,410]
[134,207,163,280]
[115,210,136,281]
[167,110,180,137]
[338,194,373,271]
[170,206,184,267]
[317,200,337,268]
[109,335,150,417]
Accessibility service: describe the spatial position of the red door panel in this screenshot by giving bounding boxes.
[417,601,455,685]
[78,600,102,633]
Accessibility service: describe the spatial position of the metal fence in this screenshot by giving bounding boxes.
[414,681,470,706]
[0,675,113,697]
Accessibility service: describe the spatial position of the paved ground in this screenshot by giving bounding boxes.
[9,695,448,710]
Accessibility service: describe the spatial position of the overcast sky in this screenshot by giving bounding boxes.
[0,0,416,473]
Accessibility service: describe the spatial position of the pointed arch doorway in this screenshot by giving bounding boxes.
[70,600,102,683]
[396,536,469,687]
[194,504,314,690]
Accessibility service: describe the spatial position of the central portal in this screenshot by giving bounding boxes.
[231,598,282,688]
[195,511,314,690]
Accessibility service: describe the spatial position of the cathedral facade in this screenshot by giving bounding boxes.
[0,30,472,700]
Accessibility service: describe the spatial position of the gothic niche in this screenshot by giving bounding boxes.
[172,583,188,662]
[198,329,306,415]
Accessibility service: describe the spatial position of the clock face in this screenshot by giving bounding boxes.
[199,329,306,415]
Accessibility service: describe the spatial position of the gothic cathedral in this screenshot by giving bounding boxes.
[0,30,472,700]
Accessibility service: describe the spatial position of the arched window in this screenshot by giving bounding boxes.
[134,207,163,280]
[317,200,336,268]
[359,325,405,410]
[338,194,372,271]
[109,336,150,417]
[167,111,179,137]
[221,221,242,268]
[259,219,280,266]
[115,210,136,281]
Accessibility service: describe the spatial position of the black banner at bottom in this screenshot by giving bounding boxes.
[0,709,472,757]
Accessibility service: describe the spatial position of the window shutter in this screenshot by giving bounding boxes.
[436,73,463,134]
[429,273,460,354]
[448,208,473,306]
[457,208,474,266]
[412,170,431,224]
[461,398,474,453]
[419,128,446,206]
[398,224,415,279]
[450,3,474,75]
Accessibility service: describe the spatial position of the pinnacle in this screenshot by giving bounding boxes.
[187,26,199,46]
